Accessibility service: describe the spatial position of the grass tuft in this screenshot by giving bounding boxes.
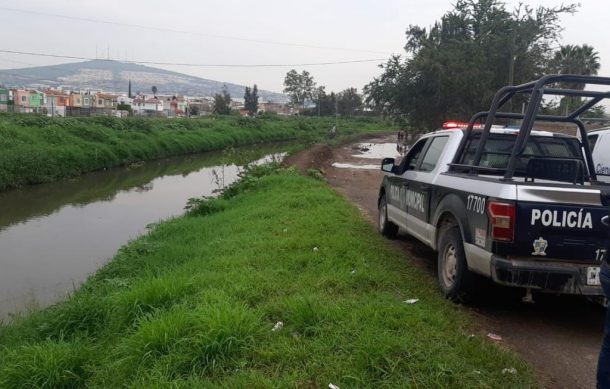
[0,339,91,388]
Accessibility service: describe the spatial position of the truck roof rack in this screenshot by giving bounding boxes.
[450,74,610,182]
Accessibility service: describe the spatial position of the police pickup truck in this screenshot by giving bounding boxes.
[377,75,610,302]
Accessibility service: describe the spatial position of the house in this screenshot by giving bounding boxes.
[116,95,133,115]
[132,97,164,116]
[186,97,211,116]
[81,92,95,109]
[95,93,118,110]
[43,90,69,117]
[69,93,83,108]
[28,90,44,113]
[12,89,29,112]
[0,88,9,112]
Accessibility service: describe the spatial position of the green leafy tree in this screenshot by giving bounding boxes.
[337,88,363,116]
[117,103,132,112]
[283,69,316,109]
[549,44,600,82]
[548,44,601,115]
[364,0,578,129]
[213,86,232,115]
[151,86,158,96]
[244,84,259,115]
[311,87,337,116]
[189,104,200,116]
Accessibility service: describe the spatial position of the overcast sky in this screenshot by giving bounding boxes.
[0,0,607,94]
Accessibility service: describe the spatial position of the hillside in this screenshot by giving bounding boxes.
[0,60,286,101]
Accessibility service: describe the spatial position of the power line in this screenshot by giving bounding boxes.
[0,49,389,68]
[0,6,391,55]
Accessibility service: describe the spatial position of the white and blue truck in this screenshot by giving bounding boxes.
[378,75,610,303]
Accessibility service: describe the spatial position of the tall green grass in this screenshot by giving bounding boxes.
[0,166,537,387]
[0,114,392,191]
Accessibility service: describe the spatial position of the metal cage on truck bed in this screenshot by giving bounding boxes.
[449,74,610,182]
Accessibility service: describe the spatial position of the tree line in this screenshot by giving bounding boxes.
[364,0,603,129]
[211,72,366,117]
[282,69,365,116]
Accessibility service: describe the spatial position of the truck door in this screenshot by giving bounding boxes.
[403,136,449,245]
[386,138,429,229]
[589,132,610,182]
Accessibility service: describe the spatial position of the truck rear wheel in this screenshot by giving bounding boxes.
[437,227,475,302]
[378,194,398,238]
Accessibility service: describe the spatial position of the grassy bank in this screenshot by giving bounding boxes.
[0,114,393,191]
[0,165,536,388]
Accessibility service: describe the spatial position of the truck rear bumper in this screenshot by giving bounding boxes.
[490,256,604,296]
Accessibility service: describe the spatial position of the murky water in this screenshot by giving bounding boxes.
[331,142,401,170]
[0,146,286,320]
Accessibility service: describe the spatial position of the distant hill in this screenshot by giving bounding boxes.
[0,60,287,102]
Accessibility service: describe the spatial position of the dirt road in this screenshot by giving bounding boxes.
[286,133,606,389]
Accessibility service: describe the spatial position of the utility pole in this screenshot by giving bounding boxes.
[507,29,517,113]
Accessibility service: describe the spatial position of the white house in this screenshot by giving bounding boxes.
[132,97,164,116]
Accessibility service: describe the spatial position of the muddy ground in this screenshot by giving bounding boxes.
[285,133,606,389]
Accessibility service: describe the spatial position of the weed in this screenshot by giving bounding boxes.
[0,339,91,388]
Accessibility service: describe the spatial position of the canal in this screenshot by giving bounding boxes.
[0,145,286,320]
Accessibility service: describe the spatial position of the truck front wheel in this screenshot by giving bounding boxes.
[437,227,475,302]
[378,194,398,238]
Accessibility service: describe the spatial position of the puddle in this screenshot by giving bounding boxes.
[352,143,400,159]
[332,162,379,170]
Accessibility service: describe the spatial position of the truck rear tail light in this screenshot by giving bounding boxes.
[487,201,515,242]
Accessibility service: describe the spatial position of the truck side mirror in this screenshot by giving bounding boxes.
[381,157,396,173]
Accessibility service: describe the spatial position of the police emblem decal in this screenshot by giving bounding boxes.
[532,237,548,256]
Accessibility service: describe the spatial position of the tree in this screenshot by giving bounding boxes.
[117,103,132,112]
[128,80,132,98]
[251,85,259,114]
[213,86,232,115]
[311,87,337,116]
[548,44,601,114]
[364,0,578,129]
[189,105,200,116]
[283,69,316,109]
[151,85,158,96]
[337,88,363,116]
[549,44,600,82]
[244,84,259,115]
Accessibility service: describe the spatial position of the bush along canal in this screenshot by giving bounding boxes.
[0,114,394,191]
[0,165,537,388]
[0,144,286,319]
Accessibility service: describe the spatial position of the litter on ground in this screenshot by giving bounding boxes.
[487,333,503,341]
[271,321,284,332]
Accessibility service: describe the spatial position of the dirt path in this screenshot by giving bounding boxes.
[285,134,606,389]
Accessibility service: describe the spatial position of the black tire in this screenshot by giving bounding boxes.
[378,194,398,238]
[437,226,476,302]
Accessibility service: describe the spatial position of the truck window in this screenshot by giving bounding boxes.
[459,134,584,174]
[589,134,599,151]
[396,138,428,174]
[419,136,449,172]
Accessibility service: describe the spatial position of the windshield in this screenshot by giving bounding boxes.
[459,134,585,176]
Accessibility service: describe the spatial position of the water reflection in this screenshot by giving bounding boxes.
[0,145,286,320]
